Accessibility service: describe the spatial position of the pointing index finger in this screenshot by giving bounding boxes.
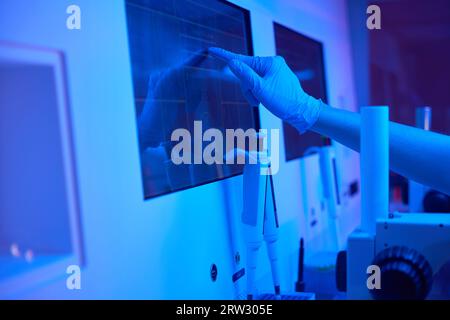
[208,47,253,64]
[209,47,270,77]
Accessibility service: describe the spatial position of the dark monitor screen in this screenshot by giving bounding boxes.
[274,23,328,161]
[125,0,256,199]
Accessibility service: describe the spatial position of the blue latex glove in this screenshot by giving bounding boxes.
[208,47,323,133]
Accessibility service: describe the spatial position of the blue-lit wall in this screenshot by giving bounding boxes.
[0,0,360,299]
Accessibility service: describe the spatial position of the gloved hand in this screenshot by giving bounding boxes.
[208,47,323,133]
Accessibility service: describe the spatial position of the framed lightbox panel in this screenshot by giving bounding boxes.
[0,42,83,296]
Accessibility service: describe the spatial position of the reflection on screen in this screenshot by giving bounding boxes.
[274,23,328,161]
[126,0,255,199]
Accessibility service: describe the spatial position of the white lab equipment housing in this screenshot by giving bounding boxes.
[346,106,450,300]
[0,0,360,299]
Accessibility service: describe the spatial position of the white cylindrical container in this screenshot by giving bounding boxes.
[360,106,389,235]
[409,107,432,212]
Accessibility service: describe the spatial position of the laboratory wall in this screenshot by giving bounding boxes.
[0,0,360,299]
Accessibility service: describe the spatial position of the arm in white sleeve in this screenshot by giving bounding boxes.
[312,106,450,195]
[209,47,450,195]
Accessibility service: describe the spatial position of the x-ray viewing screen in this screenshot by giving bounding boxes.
[126,0,256,199]
[274,23,328,161]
